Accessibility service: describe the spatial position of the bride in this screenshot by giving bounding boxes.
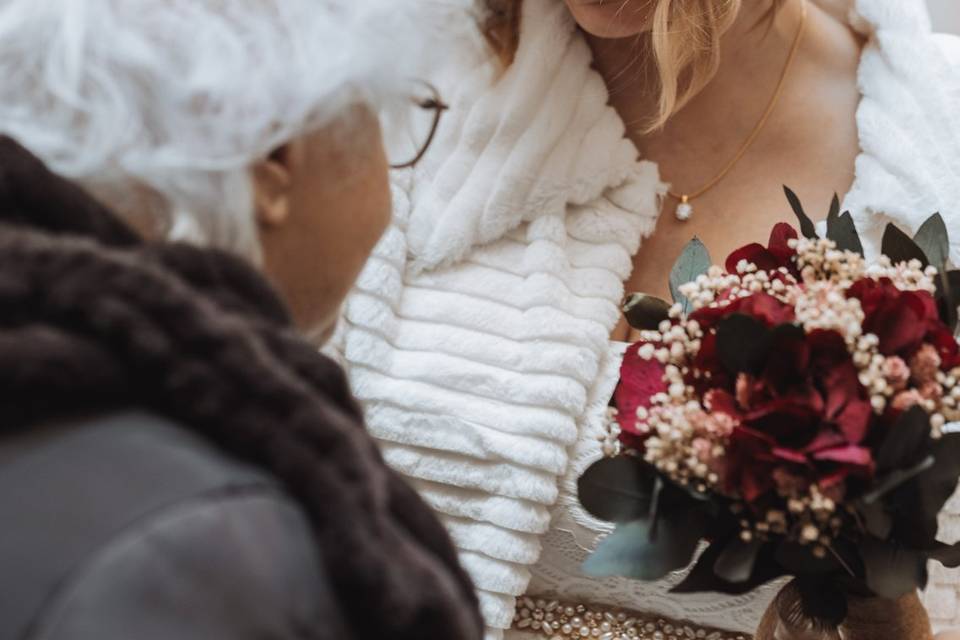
[336,0,960,637]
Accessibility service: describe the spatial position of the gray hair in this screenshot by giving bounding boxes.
[0,0,466,259]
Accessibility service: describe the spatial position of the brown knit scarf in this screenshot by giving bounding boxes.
[0,136,482,640]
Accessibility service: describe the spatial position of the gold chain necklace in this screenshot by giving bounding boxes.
[669,0,808,222]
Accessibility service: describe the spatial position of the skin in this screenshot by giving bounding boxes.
[253,105,391,341]
[566,1,863,340]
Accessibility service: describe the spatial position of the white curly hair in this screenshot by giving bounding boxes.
[0,0,467,258]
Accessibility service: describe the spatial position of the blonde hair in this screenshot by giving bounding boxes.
[484,0,747,130]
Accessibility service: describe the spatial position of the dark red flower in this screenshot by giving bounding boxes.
[615,342,666,449]
[717,328,875,503]
[725,223,799,276]
[691,292,796,333]
[848,277,960,368]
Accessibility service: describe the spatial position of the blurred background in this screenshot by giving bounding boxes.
[929,0,960,32]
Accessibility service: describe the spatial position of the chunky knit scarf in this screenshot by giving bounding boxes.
[0,136,482,640]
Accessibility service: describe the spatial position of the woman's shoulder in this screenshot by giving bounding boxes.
[0,410,327,639]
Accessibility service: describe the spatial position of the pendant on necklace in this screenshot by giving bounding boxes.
[675,195,693,222]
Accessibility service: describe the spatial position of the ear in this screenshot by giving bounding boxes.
[252,144,296,227]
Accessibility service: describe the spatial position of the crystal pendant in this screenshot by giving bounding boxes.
[675,196,693,221]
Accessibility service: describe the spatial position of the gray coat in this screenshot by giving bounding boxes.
[1,411,342,640]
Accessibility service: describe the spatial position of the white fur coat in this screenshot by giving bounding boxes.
[335,0,960,636]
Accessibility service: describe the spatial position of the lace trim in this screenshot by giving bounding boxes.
[512,596,751,640]
[557,341,629,550]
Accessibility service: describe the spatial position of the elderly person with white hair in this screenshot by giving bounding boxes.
[0,1,482,639]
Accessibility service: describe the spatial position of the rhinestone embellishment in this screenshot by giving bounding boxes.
[511,597,751,640]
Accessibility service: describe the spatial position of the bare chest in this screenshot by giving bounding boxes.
[612,98,861,341]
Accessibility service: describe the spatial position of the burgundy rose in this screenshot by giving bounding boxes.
[847,277,960,368]
[614,341,666,450]
[714,328,875,504]
[724,223,799,276]
[689,293,797,394]
[691,291,796,334]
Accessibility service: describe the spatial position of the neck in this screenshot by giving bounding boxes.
[586,0,809,136]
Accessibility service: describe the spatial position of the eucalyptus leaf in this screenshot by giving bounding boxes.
[857,499,894,539]
[622,293,672,331]
[669,237,711,314]
[578,456,656,523]
[861,537,927,599]
[913,213,950,269]
[671,539,786,595]
[934,269,960,331]
[882,223,929,268]
[929,541,960,569]
[583,512,705,581]
[775,540,843,575]
[827,193,841,223]
[713,537,764,584]
[861,455,934,505]
[875,406,931,474]
[890,432,960,550]
[784,186,818,239]
[826,210,864,256]
[648,476,664,538]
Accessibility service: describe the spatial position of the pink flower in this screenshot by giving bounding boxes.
[910,343,942,386]
[704,411,737,438]
[920,381,943,402]
[882,356,911,392]
[692,438,712,462]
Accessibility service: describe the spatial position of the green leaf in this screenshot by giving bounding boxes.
[826,210,864,256]
[861,537,927,599]
[875,406,931,474]
[583,512,705,581]
[861,455,934,505]
[669,237,711,314]
[882,223,929,268]
[784,186,818,239]
[857,499,894,539]
[914,213,950,269]
[622,293,672,331]
[775,539,843,575]
[934,269,960,331]
[890,432,960,550]
[827,193,841,222]
[578,456,656,523]
[671,538,786,595]
[713,537,764,584]
[715,314,773,375]
[930,541,960,569]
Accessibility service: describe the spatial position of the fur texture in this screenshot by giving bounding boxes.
[0,136,483,640]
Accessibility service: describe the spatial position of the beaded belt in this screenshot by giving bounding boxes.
[511,596,752,640]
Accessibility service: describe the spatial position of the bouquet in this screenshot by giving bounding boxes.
[578,189,960,625]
